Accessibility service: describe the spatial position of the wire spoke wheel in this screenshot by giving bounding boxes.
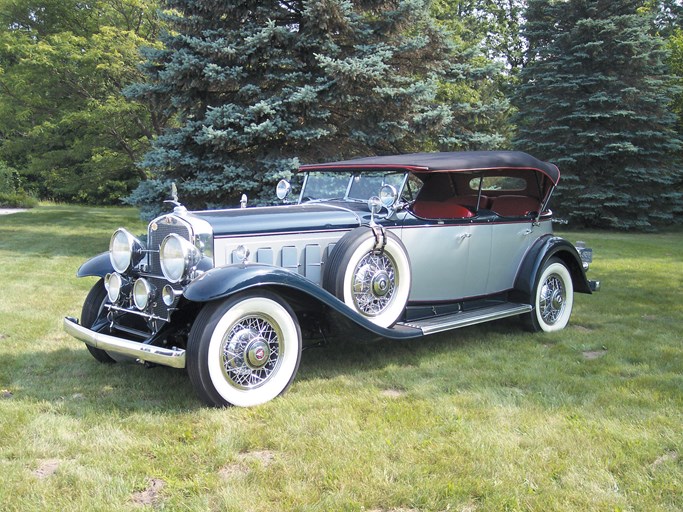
[351,252,397,317]
[539,273,567,325]
[523,258,574,333]
[221,314,282,390]
[187,292,301,407]
[323,227,411,328]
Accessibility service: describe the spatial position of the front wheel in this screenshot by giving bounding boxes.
[523,258,574,332]
[187,291,302,407]
[81,279,117,363]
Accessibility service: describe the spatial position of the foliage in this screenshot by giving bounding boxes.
[433,0,526,72]
[1,205,682,510]
[514,0,683,230]
[0,160,37,207]
[669,28,683,124]
[127,0,512,216]
[0,0,166,204]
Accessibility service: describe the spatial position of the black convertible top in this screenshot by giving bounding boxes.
[299,151,560,185]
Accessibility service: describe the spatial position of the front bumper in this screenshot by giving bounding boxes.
[63,317,186,369]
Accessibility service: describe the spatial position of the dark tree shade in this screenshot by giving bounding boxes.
[513,0,683,230]
[127,0,464,215]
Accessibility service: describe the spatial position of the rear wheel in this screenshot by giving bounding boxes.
[187,292,302,407]
[81,279,117,363]
[523,258,574,332]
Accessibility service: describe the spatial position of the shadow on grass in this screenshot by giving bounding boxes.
[6,319,519,412]
[298,316,522,380]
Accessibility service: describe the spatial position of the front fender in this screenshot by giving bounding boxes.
[77,252,113,278]
[183,264,422,340]
[513,235,592,302]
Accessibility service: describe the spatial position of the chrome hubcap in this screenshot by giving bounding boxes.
[352,252,397,316]
[371,270,391,297]
[539,274,566,325]
[221,317,281,390]
[245,338,271,368]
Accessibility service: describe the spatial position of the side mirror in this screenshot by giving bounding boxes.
[379,184,398,208]
[367,196,382,226]
[276,179,291,201]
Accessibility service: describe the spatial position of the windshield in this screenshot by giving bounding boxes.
[300,171,407,202]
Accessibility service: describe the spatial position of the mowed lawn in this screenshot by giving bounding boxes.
[0,205,681,512]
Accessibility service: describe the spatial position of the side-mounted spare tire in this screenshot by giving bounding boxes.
[322,226,411,328]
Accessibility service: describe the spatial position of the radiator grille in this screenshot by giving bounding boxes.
[142,217,193,322]
[147,219,192,275]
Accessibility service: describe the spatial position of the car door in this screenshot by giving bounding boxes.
[399,216,492,302]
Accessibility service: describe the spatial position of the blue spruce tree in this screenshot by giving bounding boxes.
[127,0,478,215]
[514,0,682,230]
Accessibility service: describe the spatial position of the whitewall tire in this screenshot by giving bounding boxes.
[324,227,411,328]
[187,292,302,407]
[524,258,574,332]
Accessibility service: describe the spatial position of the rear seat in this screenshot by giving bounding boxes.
[489,195,540,217]
[412,201,474,219]
[450,195,490,210]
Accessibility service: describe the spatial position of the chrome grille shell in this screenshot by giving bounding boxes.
[147,215,193,276]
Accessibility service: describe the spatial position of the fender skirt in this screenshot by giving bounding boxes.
[183,264,423,340]
[513,235,592,303]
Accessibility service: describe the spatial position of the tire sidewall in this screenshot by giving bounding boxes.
[335,231,411,328]
[191,292,302,407]
[81,279,117,363]
[533,259,574,332]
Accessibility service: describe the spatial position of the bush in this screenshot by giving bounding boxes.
[0,191,39,208]
[0,161,38,208]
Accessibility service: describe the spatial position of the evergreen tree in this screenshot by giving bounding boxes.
[0,0,165,204]
[513,0,682,230]
[128,0,507,216]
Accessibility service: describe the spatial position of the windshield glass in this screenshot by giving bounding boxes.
[300,171,406,202]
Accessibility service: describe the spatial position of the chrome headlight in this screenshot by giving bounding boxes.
[160,233,200,283]
[105,273,123,303]
[133,278,154,310]
[109,228,145,273]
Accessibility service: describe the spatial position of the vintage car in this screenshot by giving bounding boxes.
[64,151,599,407]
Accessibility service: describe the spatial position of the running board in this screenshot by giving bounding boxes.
[397,303,532,336]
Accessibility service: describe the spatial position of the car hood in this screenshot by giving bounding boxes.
[189,202,365,236]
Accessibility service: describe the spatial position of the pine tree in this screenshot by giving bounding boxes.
[127,0,507,216]
[513,0,683,230]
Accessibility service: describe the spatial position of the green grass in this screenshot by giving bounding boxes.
[1,205,681,511]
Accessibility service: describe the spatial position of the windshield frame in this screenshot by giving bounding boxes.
[297,170,409,204]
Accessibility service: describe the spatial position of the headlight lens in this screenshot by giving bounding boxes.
[133,278,153,310]
[160,234,200,283]
[162,284,178,307]
[109,228,144,273]
[105,273,123,303]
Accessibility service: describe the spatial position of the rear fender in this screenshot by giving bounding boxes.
[513,235,592,303]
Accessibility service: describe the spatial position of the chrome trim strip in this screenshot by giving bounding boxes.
[214,227,353,240]
[63,317,186,369]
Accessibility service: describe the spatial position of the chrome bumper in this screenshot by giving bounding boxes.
[63,317,186,369]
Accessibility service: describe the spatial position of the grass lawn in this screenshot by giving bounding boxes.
[0,205,681,511]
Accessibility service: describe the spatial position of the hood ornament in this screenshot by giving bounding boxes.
[164,182,185,214]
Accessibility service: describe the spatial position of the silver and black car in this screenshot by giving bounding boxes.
[64,151,599,407]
